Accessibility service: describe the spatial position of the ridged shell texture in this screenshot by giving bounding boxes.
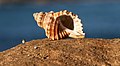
[33,10,85,40]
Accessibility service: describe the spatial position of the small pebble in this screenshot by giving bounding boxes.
[34,45,38,49]
[22,39,26,44]
[27,54,30,56]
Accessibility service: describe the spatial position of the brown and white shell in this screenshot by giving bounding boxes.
[33,10,85,40]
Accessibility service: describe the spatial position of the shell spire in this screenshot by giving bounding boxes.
[33,10,85,40]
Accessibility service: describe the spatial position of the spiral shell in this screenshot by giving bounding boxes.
[33,10,85,40]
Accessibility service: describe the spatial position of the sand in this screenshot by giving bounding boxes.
[0,38,120,66]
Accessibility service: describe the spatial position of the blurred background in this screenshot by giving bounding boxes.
[0,0,120,51]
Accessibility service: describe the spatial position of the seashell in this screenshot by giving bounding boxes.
[33,10,85,40]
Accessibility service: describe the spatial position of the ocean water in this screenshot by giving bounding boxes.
[0,2,120,51]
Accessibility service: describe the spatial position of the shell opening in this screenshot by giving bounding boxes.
[56,15,74,31]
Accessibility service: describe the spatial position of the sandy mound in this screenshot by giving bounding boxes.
[0,38,120,66]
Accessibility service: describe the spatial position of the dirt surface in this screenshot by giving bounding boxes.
[0,38,120,66]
